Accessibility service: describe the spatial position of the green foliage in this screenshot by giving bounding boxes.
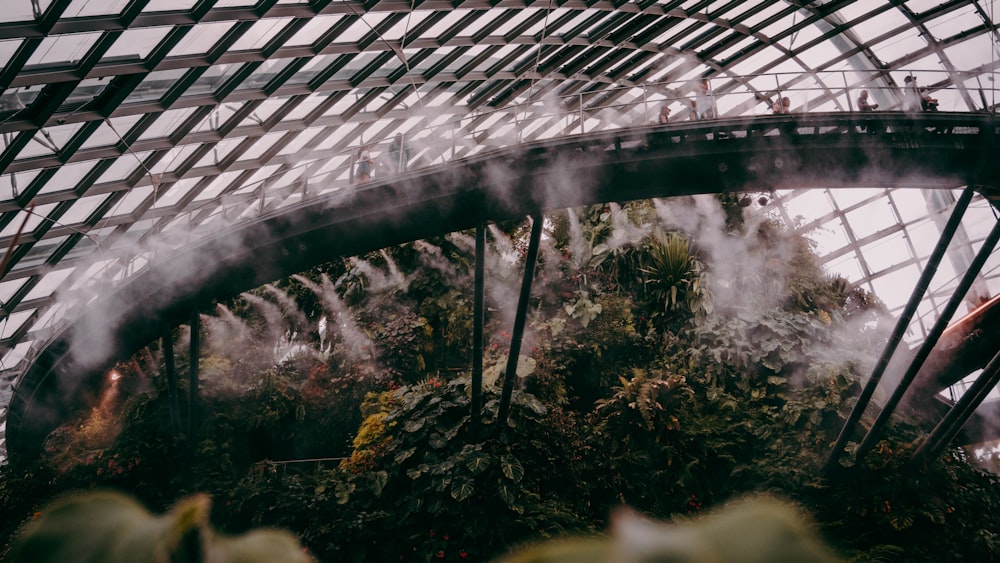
[498,496,844,563]
[346,379,591,560]
[641,231,711,321]
[10,491,311,563]
[2,200,997,563]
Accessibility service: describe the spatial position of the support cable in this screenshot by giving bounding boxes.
[823,185,976,474]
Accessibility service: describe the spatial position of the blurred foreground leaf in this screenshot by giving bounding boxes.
[498,496,844,563]
[10,490,311,563]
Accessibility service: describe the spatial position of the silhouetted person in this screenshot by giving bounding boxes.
[355,144,373,183]
[857,90,881,133]
[772,96,791,114]
[387,133,410,173]
[903,75,937,112]
[857,90,878,111]
[658,104,671,124]
[695,79,717,120]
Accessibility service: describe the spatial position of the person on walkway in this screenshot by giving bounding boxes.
[658,104,671,124]
[903,75,937,112]
[387,133,410,173]
[857,89,881,133]
[695,79,717,120]
[857,90,879,111]
[772,96,791,114]
[355,144,374,183]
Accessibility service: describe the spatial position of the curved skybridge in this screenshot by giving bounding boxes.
[4,109,999,460]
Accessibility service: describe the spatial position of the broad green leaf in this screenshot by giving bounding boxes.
[403,418,425,433]
[443,418,467,441]
[406,464,429,479]
[466,453,492,474]
[451,478,475,502]
[208,529,312,563]
[394,446,417,464]
[10,492,208,563]
[370,471,388,497]
[10,491,312,563]
[500,455,525,483]
[515,355,536,378]
[428,433,448,449]
[498,483,518,508]
[335,482,355,505]
[434,477,452,492]
[523,395,548,416]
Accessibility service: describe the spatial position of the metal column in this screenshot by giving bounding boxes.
[855,217,1000,464]
[471,223,485,423]
[188,310,200,436]
[913,348,1000,463]
[496,214,543,428]
[161,325,182,435]
[823,185,975,474]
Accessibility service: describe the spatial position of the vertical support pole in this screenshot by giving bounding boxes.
[643,84,649,124]
[843,71,853,111]
[188,309,200,436]
[823,185,976,474]
[913,347,1000,463]
[579,93,584,135]
[471,223,486,423]
[496,214,543,428]
[162,325,182,436]
[855,217,1000,464]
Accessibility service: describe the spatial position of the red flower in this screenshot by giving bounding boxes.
[436,550,445,559]
[459,550,468,558]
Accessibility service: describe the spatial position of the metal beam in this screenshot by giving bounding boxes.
[188,309,200,436]
[471,222,485,422]
[823,184,976,474]
[496,214,543,428]
[162,325,182,435]
[912,347,1000,464]
[854,216,1000,464]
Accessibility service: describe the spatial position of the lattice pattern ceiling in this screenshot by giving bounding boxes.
[0,0,998,411]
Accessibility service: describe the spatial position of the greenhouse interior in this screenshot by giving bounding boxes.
[0,0,999,560]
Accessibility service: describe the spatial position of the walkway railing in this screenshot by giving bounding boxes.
[218,69,997,219]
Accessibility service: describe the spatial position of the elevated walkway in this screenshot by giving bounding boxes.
[5,111,999,459]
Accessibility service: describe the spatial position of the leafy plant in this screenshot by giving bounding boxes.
[10,491,311,563]
[641,231,710,318]
[498,496,844,563]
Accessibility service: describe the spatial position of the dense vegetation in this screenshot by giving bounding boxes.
[2,195,999,562]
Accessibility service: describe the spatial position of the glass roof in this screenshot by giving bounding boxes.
[0,0,998,450]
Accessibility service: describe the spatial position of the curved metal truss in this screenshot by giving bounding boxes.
[0,0,998,450]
